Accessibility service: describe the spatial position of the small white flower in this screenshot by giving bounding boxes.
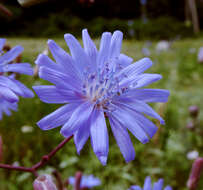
[21,125,34,133]
[187,150,199,160]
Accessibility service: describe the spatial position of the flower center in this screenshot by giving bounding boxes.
[81,62,128,112]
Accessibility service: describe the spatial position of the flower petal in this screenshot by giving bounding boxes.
[64,34,90,73]
[0,39,6,51]
[60,101,94,137]
[90,108,109,165]
[82,29,97,70]
[97,32,112,68]
[116,54,133,71]
[39,66,81,91]
[116,57,153,79]
[115,97,164,124]
[120,74,162,88]
[164,186,172,190]
[109,30,123,59]
[0,86,19,103]
[35,54,62,72]
[47,40,81,80]
[3,63,33,75]
[153,179,163,190]
[0,76,22,95]
[37,103,78,130]
[33,85,70,104]
[11,78,34,98]
[111,106,149,144]
[133,74,162,88]
[74,120,90,154]
[112,99,158,138]
[125,89,170,103]
[129,185,142,190]
[143,176,152,190]
[109,116,135,162]
[0,45,23,64]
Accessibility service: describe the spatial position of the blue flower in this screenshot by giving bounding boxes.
[0,39,34,119]
[129,176,172,190]
[0,98,18,120]
[0,39,33,76]
[33,29,169,165]
[69,175,101,189]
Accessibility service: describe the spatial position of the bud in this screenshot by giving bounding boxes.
[189,106,199,118]
[198,47,203,63]
[33,174,58,190]
[186,121,195,131]
[74,172,82,190]
[17,0,48,7]
[187,158,203,190]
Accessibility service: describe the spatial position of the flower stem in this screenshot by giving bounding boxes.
[0,135,73,176]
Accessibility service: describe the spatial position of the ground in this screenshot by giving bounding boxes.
[0,37,203,190]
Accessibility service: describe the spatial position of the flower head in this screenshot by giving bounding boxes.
[33,29,169,165]
[69,175,101,189]
[0,39,34,119]
[129,176,172,190]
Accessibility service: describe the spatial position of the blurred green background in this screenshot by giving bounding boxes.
[0,38,203,189]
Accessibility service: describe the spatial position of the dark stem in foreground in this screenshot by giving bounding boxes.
[0,135,73,177]
[187,157,203,190]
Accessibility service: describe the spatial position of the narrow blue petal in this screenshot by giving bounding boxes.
[120,74,162,88]
[133,74,162,88]
[81,175,101,188]
[129,185,142,190]
[90,108,109,165]
[47,40,81,80]
[109,116,135,162]
[64,34,90,73]
[109,30,123,59]
[116,58,153,79]
[97,32,112,68]
[33,85,70,104]
[2,106,11,116]
[11,78,34,98]
[60,101,94,137]
[153,179,163,190]
[3,63,33,75]
[0,86,19,103]
[111,106,149,144]
[74,120,90,154]
[164,186,172,190]
[143,176,152,190]
[82,29,97,70]
[37,103,78,130]
[116,97,164,124]
[112,99,158,138]
[116,54,133,71]
[125,89,170,103]
[39,66,81,91]
[133,112,158,139]
[0,45,23,64]
[0,39,6,51]
[35,54,62,72]
[0,76,22,96]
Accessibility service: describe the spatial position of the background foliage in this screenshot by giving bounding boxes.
[1,0,203,39]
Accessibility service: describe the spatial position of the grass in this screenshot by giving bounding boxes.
[0,37,203,190]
